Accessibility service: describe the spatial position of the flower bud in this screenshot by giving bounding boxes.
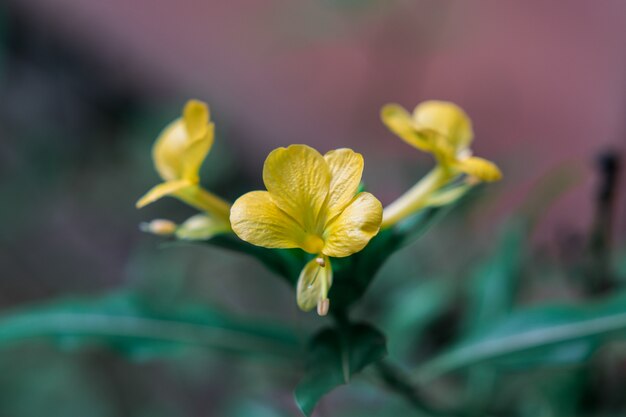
[139,219,177,236]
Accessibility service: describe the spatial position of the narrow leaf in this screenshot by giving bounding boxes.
[415,292,626,382]
[0,292,301,361]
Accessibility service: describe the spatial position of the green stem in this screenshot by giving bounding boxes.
[375,360,458,416]
[178,185,232,224]
[382,166,450,229]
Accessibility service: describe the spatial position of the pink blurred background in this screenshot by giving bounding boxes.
[7,0,626,236]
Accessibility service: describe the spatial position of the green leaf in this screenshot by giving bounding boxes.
[330,205,451,310]
[294,323,387,416]
[169,190,467,316]
[172,233,306,285]
[463,220,526,335]
[415,291,626,382]
[381,280,452,358]
[0,291,301,361]
[458,221,526,412]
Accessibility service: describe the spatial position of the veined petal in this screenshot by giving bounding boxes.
[296,257,333,314]
[175,213,229,241]
[324,148,363,220]
[262,145,330,232]
[381,104,432,152]
[322,192,383,258]
[454,156,502,182]
[136,179,193,208]
[230,191,308,249]
[413,101,474,151]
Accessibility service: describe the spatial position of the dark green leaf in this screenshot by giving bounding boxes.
[0,291,301,361]
[381,280,452,358]
[463,220,526,335]
[294,323,387,416]
[459,220,526,414]
[330,205,451,311]
[415,291,626,382]
[169,233,306,285]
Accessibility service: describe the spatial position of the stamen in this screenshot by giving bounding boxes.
[315,257,326,267]
[317,298,330,316]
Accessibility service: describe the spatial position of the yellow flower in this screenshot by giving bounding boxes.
[380,101,502,227]
[381,101,501,182]
[230,145,383,315]
[136,100,231,224]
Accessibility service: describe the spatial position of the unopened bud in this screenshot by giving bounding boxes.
[315,257,326,267]
[317,298,330,316]
[139,219,177,236]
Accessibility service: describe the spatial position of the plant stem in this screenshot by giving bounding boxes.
[376,359,510,417]
[586,151,620,295]
[382,167,450,229]
[178,185,232,224]
[374,359,456,416]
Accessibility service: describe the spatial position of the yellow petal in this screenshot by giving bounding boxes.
[153,100,214,183]
[181,124,214,182]
[381,104,432,152]
[183,99,210,139]
[323,148,363,220]
[175,214,229,240]
[296,257,333,313]
[153,119,188,181]
[322,192,383,257]
[413,101,474,151]
[454,156,502,182]
[230,191,308,249]
[262,145,330,232]
[136,180,193,208]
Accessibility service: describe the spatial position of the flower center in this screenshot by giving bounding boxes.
[301,234,325,254]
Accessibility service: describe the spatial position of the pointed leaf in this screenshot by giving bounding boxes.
[416,291,626,382]
[294,323,387,416]
[0,292,301,361]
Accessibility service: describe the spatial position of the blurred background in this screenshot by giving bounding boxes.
[1,1,626,416]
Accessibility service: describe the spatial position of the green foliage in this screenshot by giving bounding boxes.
[294,323,387,416]
[192,204,451,315]
[462,220,526,335]
[331,205,451,311]
[416,290,626,382]
[380,279,452,358]
[0,291,301,361]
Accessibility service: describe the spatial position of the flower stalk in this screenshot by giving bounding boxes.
[382,166,450,228]
[177,185,231,225]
